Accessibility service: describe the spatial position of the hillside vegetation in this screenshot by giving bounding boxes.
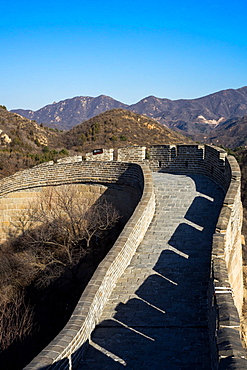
[0,107,192,178]
[63,108,193,152]
[0,107,68,177]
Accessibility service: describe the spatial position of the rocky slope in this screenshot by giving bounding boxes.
[12,96,128,131]
[207,115,247,148]
[0,107,67,177]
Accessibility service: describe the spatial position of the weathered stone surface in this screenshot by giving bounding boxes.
[80,173,225,369]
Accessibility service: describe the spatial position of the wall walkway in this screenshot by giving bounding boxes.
[79,173,225,369]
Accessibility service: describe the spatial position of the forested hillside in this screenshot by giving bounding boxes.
[0,107,192,178]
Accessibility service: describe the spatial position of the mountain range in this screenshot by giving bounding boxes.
[11,87,247,136]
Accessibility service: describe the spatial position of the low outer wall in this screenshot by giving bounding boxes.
[211,156,247,368]
[21,161,155,369]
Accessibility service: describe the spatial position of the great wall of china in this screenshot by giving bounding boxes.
[0,144,246,369]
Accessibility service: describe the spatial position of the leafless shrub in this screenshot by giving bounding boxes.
[0,290,33,351]
[0,184,120,352]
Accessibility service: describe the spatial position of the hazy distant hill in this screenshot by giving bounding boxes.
[11,87,247,134]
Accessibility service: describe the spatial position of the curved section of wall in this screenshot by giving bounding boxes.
[0,160,144,196]
[20,161,155,369]
[0,160,146,244]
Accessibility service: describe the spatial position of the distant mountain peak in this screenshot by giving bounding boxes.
[11,86,247,134]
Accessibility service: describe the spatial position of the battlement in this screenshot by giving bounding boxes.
[83,144,233,191]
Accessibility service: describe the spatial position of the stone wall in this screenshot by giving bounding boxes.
[0,144,244,369]
[0,183,140,244]
[85,149,114,161]
[19,161,155,369]
[149,145,245,367]
[211,155,246,367]
[147,145,243,307]
[83,144,245,368]
[148,144,231,191]
[0,160,145,196]
[0,159,145,244]
[117,146,146,162]
[149,144,204,172]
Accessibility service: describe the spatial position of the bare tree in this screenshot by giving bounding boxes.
[11,185,120,287]
[82,197,121,248]
[0,185,120,352]
[0,245,34,351]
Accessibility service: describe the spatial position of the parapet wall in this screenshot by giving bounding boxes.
[211,156,246,367]
[20,161,155,369]
[85,144,231,190]
[0,160,145,195]
[148,144,231,191]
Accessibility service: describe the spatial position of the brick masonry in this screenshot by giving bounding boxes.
[0,144,242,369]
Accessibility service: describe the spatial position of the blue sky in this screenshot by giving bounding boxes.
[1,0,247,110]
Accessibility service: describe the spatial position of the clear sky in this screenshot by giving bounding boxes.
[1,0,247,110]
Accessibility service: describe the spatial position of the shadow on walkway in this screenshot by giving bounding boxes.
[77,174,225,369]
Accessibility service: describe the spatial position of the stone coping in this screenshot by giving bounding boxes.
[212,154,247,368]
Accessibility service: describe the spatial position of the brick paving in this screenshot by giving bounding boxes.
[79,173,225,369]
